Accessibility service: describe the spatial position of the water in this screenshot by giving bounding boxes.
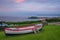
[0,16,60,22]
[0,16,39,22]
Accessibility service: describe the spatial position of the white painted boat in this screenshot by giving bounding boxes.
[4,24,43,35]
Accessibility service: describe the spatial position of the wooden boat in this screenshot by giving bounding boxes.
[4,24,43,35]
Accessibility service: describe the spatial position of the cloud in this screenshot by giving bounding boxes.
[19,2,58,11]
[0,0,60,12]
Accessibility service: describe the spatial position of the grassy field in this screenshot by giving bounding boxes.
[0,25,60,40]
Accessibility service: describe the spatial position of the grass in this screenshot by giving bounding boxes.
[0,25,60,40]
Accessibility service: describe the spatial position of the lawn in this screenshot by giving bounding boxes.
[0,25,60,40]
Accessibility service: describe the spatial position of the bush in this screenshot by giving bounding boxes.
[46,18,60,22]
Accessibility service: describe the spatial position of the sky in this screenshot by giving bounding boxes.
[0,0,60,17]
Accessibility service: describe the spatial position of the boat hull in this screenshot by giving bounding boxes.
[4,24,43,35]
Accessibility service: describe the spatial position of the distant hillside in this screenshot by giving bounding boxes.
[28,16,39,19]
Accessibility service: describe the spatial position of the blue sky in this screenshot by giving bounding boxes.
[0,0,60,17]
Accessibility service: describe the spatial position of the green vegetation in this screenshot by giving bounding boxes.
[0,25,60,40]
[46,18,60,22]
[5,21,41,25]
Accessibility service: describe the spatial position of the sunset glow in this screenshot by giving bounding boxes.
[15,0,25,3]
